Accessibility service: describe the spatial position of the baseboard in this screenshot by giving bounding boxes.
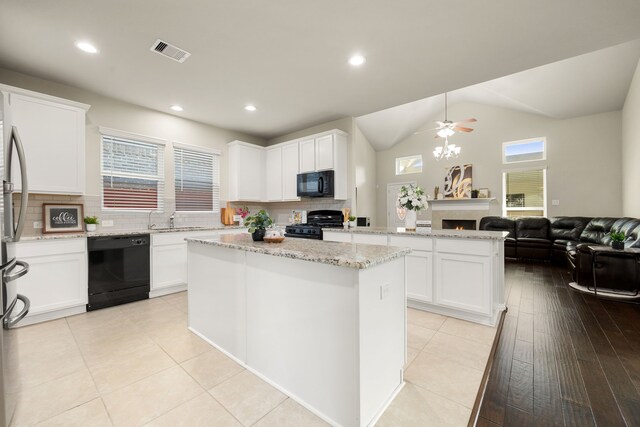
[149,283,187,298]
[15,305,86,327]
[407,299,499,326]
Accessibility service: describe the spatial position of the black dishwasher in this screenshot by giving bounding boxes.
[87,234,150,311]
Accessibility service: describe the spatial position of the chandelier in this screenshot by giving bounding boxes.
[433,136,460,160]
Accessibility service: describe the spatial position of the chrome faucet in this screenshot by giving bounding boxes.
[169,211,176,229]
[148,210,157,230]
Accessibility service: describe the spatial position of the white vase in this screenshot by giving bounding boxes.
[86,224,97,232]
[405,210,417,230]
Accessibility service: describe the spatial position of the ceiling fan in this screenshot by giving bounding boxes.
[415,93,477,138]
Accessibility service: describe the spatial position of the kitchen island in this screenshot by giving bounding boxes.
[324,227,508,326]
[186,234,410,427]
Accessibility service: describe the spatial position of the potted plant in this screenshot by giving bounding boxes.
[348,215,357,228]
[610,231,625,250]
[244,210,273,241]
[396,184,428,231]
[235,206,249,226]
[84,216,99,232]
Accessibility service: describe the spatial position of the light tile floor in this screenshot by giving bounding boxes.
[5,293,497,426]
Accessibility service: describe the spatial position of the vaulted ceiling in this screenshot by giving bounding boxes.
[1,1,640,142]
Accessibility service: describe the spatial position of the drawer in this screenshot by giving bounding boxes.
[17,238,86,257]
[389,235,433,251]
[436,238,491,256]
[323,232,352,243]
[352,233,388,246]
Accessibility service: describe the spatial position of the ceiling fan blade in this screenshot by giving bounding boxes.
[453,118,477,124]
[454,126,474,132]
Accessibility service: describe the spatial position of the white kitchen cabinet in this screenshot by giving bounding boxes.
[281,142,299,200]
[13,238,88,326]
[265,146,283,201]
[389,235,433,303]
[1,86,89,195]
[315,134,334,171]
[323,231,352,243]
[228,141,265,201]
[295,131,348,199]
[352,233,387,246]
[151,228,246,297]
[434,238,492,315]
[298,138,316,173]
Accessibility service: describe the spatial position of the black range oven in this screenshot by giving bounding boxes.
[87,234,150,311]
[285,210,344,240]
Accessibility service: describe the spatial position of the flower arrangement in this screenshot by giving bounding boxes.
[396,184,428,211]
[236,206,249,219]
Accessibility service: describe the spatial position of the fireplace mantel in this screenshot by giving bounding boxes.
[429,198,496,211]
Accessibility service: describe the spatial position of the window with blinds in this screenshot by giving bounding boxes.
[174,145,220,212]
[503,168,546,218]
[101,133,165,211]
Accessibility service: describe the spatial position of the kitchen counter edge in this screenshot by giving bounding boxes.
[325,226,508,240]
[19,225,248,241]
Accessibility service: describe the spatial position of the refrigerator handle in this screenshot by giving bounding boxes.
[11,126,29,242]
[3,260,29,283]
[4,294,30,328]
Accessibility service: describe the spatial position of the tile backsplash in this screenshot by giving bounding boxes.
[14,193,351,236]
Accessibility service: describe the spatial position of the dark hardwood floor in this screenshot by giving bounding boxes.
[476,260,640,427]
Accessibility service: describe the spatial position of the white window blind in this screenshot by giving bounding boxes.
[503,168,546,218]
[101,134,165,211]
[174,145,220,212]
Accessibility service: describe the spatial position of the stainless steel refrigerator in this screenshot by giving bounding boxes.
[0,91,31,427]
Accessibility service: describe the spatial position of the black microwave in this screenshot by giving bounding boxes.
[297,170,334,198]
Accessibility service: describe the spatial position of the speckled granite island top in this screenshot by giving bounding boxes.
[327,226,508,240]
[187,233,411,269]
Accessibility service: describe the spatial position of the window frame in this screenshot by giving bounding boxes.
[99,126,166,213]
[395,154,423,175]
[502,137,546,164]
[502,167,547,218]
[172,142,221,214]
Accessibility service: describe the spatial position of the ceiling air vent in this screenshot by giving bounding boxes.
[150,39,191,63]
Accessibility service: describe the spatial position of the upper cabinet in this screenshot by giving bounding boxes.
[227,129,347,202]
[228,141,265,202]
[281,142,299,200]
[2,86,89,195]
[265,146,283,201]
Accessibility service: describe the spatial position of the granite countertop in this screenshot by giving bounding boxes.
[20,225,247,241]
[186,233,411,269]
[325,226,508,240]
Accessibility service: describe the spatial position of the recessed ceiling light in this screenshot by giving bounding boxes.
[170,105,183,112]
[244,105,257,112]
[348,54,366,66]
[75,41,98,54]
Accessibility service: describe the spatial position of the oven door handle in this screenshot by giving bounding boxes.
[4,294,30,328]
[4,260,29,283]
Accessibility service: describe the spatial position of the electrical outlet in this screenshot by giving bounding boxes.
[33,221,43,229]
[380,283,390,300]
[102,220,114,227]
[552,199,560,206]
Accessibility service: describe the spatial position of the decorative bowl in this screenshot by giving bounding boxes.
[263,236,285,243]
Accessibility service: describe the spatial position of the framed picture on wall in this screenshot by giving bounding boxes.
[43,203,84,233]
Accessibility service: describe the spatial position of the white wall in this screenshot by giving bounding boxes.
[376,102,623,226]
[351,123,377,225]
[623,59,640,217]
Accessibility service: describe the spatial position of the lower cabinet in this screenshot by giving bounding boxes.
[14,238,87,326]
[322,231,501,325]
[151,228,246,297]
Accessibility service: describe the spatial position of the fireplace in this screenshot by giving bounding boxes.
[442,219,477,230]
